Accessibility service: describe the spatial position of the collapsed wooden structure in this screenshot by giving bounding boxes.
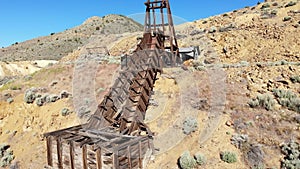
[44,125,152,168]
[44,0,179,168]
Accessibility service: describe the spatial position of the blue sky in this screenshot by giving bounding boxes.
[0,0,262,48]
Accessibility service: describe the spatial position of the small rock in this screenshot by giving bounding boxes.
[49,81,58,87]
[294,116,300,123]
[223,46,228,54]
[226,120,234,127]
[283,16,292,22]
[149,99,159,107]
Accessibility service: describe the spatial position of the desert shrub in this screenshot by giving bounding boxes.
[50,95,59,102]
[182,117,198,135]
[281,60,289,65]
[240,61,249,66]
[6,98,14,104]
[35,98,43,106]
[61,108,72,116]
[220,151,237,163]
[0,144,14,167]
[248,93,276,111]
[246,145,265,169]
[208,26,217,33]
[10,86,21,90]
[270,10,278,16]
[283,16,292,21]
[219,24,236,32]
[60,90,71,99]
[290,98,300,113]
[261,3,270,9]
[179,151,196,169]
[285,1,297,7]
[280,140,300,169]
[290,76,300,83]
[194,153,206,165]
[273,89,300,112]
[42,94,51,103]
[24,88,37,104]
[231,134,249,149]
[273,89,297,99]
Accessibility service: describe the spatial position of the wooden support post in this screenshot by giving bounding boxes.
[56,137,63,169]
[139,141,143,169]
[82,145,88,169]
[46,136,53,166]
[127,146,132,169]
[96,148,102,169]
[69,141,75,169]
[113,151,119,168]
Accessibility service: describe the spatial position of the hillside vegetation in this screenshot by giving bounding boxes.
[0,0,299,168]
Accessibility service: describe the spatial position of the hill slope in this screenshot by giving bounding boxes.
[0,0,299,169]
[0,15,143,62]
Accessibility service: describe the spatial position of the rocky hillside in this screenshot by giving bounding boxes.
[0,0,299,168]
[0,15,143,62]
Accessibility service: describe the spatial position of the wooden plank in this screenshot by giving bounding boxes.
[46,136,53,166]
[127,146,132,169]
[44,125,83,137]
[113,151,119,168]
[115,136,147,151]
[139,141,142,169]
[96,148,102,169]
[56,137,63,169]
[82,145,88,169]
[69,141,75,169]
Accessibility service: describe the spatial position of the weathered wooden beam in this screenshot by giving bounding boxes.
[44,125,83,138]
[96,148,102,169]
[113,151,120,168]
[56,137,63,169]
[46,136,53,167]
[82,145,88,169]
[127,146,132,169]
[139,141,142,169]
[69,141,75,169]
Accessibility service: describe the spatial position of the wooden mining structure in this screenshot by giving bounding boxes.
[44,0,179,168]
